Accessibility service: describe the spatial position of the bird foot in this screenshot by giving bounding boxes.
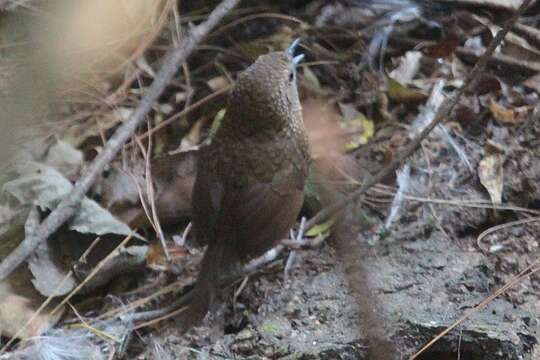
[284,217,307,282]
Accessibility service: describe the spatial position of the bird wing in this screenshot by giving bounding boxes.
[219,174,304,258]
[192,154,304,260]
[191,148,223,248]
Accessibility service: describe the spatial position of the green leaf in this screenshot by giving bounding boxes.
[344,113,375,150]
[387,77,427,103]
[305,218,335,237]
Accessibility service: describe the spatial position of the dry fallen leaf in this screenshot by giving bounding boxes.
[146,240,189,271]
[2,140,132,297]
[101,152,196,229]
[455,0,522,10]
[152,151,196,224]
[472,14,540,63]
[0,279,62,339]
[389,51,422,83]
[207,76,231,92]
[28,241,77,297]
[176,117,208,152]
[489,98,530,125]
[43,140,83,179]
[423,33,461,59]
[3,162,131,237]
[471,74,501,95]
[478,153,504,205]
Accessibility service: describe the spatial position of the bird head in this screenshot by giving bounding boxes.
[225,39,304,134]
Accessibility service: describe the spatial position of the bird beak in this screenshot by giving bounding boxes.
[287,38,301,56]
[288,38,304,67]
[292,54,304,66]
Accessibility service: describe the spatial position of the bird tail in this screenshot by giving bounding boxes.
[177,242,225,333]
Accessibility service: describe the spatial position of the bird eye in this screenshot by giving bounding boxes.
[288,71,295,82]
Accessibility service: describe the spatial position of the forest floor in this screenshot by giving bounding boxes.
[0,1,539,359]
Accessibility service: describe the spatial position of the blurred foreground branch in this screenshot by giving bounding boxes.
[0,0,33,11]
[0,0,241,280]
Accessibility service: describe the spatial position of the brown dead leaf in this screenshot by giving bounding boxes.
[0,289,51,338]
[513,22,540,50]
[472,74,501,95]
[454,105,480,128]
[102,151,196,229]
[146,241,188,271]
[0,278,62,339]
[423,33,461,58]
[152,151,196,222]
[489,98,530,125]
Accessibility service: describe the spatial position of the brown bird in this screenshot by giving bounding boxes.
[180,40,310,331]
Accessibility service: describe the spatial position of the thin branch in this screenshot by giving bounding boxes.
[304,0,533,233]
[0,0,24,11]
[0,0,241,280]
[144,120,169,260]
